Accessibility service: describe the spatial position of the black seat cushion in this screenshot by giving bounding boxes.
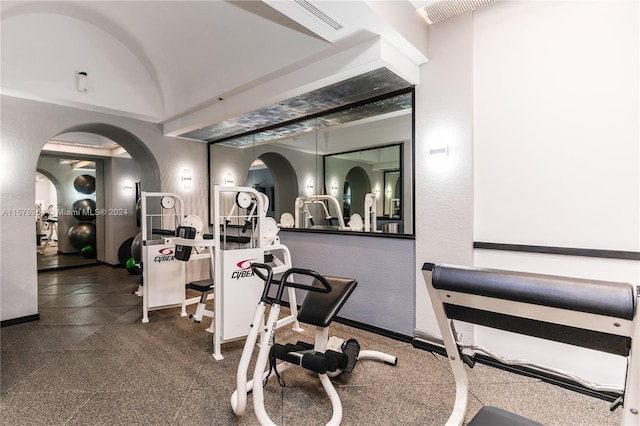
[468,406,542,426]
[432,264,635,320]
[297,277,357,327]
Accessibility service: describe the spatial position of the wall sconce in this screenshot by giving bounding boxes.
[123,181,133,192]
[76,71,88,92]
[182,168,193,190]
[306,180,314,194]
[224,172,234,185]
[429,144,449,157]
[330,182,338,194]
[375,187,381,197]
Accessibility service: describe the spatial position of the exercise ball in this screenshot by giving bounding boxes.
[68,222,96,250]
[131,232,142,263]
[117,237,135,266]
[72,198,96,222]
[73,174,96,194]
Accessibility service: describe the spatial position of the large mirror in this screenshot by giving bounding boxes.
[208,89,414,236]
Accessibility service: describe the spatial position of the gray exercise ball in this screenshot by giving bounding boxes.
[73,174,96,195]
[72,198,96,222]
[68,222,96,250]
[131,232,143,263]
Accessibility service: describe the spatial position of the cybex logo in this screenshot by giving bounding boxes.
[231,258,256,280]
[154,247,175,262]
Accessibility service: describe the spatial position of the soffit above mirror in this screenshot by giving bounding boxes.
[178,67,412,144]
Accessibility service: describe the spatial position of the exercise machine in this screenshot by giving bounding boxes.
[232,264,397,425]
[422,263,639,425]
[37,205,58,255]
[138,192,215,323]
[210,185,301,360]
[294,195,347,230]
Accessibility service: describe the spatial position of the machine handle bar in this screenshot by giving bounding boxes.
[251,263,275,302]
[275,267,332,303]
[251,264,332,304]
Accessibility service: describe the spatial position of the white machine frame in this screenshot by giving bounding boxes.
[140,192,216,323]
[211,185,301,360]
[422,263,639,426]
[294,195,347,230]
[231,266,397,425]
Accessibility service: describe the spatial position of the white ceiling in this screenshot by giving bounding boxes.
[1,1,429,147]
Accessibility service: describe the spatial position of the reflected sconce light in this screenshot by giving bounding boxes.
[76,71,88,92]
[182,168,193,190]
[224,172,234,185]
[123,180,133,192]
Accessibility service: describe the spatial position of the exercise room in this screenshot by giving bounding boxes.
[1,1,638,425]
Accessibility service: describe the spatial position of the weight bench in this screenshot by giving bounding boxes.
[184,279,214,323]
[422,263,639,426]
[232,265,397,425]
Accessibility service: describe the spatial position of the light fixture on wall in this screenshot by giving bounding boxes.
[123,180,133,192]
[331,182,338,194]
[182,168,193,190]
[429,144,449,157]
[306,180,314,195]
[224,172,234,185]
[375,186,381,197]
[76,71,88,92]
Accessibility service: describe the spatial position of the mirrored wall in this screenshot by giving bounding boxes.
[208,89,414,236]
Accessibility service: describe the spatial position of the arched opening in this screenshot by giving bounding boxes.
[35,123,161,270]
[247,152,298,221]
[343,166,371,218]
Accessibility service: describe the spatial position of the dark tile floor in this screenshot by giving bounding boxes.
[37,251,99,272]
[0,265,622,425]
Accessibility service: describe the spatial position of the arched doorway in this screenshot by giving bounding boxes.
[36,123,161,269]
[343,166,371,217]
[248,152,298,221]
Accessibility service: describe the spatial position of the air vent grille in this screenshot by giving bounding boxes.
[295,0,343,30]
[422,0,496,24]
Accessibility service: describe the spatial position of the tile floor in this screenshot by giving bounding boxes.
[0,265,623,425]
[37,251,100,272]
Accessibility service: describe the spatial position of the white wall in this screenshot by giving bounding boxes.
[414,12,475,336]
[413,0,639,386]
[102,157,140,265]
[1,95,208,322]
[474,0,639,251]
[471,0,639,386]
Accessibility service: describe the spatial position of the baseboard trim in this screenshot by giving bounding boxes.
[412,335,619,403]
[1,313,40,327]
[334,316,413,343]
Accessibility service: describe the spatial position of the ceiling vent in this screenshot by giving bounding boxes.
[421,0,497,24]
[294,0,343,30]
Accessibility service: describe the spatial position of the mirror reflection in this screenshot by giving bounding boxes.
[209,90,413,235]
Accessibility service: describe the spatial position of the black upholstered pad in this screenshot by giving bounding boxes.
[431,264,635,320]
[187,279,213,293]
[468,406,542,426]
[297,277,357,327]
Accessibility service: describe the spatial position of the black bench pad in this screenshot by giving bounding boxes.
[187,279,213,293]
[297,277,357,327]
[430,264,635,320]
[468,406,541,426]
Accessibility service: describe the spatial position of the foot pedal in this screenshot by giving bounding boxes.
[341,338,360,373]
